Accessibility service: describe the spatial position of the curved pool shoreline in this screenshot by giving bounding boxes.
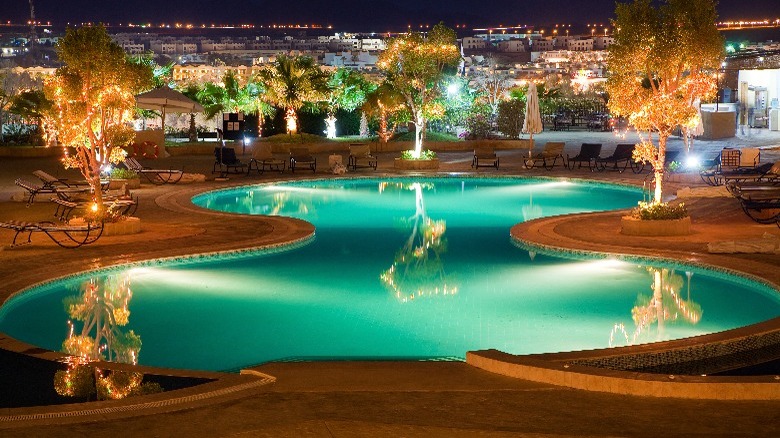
[2,173,780,425]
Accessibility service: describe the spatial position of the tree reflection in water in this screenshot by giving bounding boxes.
[62,274,140,364]
[380,182,456,302]
[610,267,703,347]
[54,274,161,400]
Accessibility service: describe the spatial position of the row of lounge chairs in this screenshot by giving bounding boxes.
[5,170,141,248]
[213,144,379,177]
[472,142,678,174]
[726,161,780,225]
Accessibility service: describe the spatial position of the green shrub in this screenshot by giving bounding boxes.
[391,131,459,142]
[400,149,437,160]
[496,99,525,139]
[631,201,688,220]
[111,167,138,180]
[260,133,329,143]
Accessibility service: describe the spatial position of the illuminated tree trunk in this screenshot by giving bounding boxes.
[653,135,667,204]
[413,110,424,158]
[378,105,390,145]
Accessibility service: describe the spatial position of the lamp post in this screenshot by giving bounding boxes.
[715,61,726,112]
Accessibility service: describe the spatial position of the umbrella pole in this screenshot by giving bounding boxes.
[529,133,533,158]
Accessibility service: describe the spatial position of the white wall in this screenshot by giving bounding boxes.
[739,69,780,109]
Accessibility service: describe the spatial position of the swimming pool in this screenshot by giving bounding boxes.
[1,177,779,372]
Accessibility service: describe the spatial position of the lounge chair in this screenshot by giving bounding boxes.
[123,157,183,185]
[739,147,761,169]
[348,144,378,171]
[566,143,602,171]
[213,147,247,177]
[289,147,317,173]
[0,219,103,248]
[597,143,636,173]
[15,178,59,206]
[471,147,499,169]
[524,142,565,170]
[729,185,780,224]
[51,194,138,222]
[700,148,763,186]
[700,148,741,186]
[722,161,778,190]
[247,145,286,174]
[32,170,89,190]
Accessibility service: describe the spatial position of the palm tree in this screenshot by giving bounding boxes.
[255,55,330,135]
[322,68,375,138]
[179,83,203,142]
[9,89,51,145]
[198,70,271,120]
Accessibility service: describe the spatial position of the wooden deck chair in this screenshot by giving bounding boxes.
[597,143,636,173]
[566,143,602,171]
[524,142,565,170]
[33,170,88,190]
[213,147,247,177]
[0,219,103,248]
[289,147,317,173]
[123,157,183,185]
[15,178,57,206]
[700,148,741,186]
[348,144,378,171]
[247,145,286,174]
[739,148,761,169]
[471,147,499,169]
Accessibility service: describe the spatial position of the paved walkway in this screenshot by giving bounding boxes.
[1,130,780,436]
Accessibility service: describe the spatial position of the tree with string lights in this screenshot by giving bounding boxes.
[606,0,723,204]
[45,25,152,213]
[377,22,460,158]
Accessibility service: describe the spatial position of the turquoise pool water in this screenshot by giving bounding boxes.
[1,177,779,372]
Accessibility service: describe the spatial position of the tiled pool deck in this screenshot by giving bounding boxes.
[1,130,779,436]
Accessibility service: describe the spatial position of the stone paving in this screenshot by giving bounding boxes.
[1,130,780,436]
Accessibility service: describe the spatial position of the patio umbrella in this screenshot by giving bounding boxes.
[522,82,543,158]
[135,87,204,135]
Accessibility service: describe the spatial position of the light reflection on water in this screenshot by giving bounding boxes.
[1,177,779,372]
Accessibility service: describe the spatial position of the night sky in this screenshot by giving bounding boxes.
[6,0,779,30]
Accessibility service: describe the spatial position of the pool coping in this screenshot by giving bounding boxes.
[464,209,780,400]
[1,174,779,424]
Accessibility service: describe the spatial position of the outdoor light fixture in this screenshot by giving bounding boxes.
[684,155,701,170]
[325,115,337,139]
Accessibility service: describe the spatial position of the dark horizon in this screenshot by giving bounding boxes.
[3,0,779,31]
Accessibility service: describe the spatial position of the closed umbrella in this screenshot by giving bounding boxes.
[522,82,543,158]
[688,98,704,153]
[135,87,204,135]
[682,98,704,153]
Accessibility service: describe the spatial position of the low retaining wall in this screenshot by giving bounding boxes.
[0,146,73,158]
[467,349,780,400]
[163,139,536,156]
